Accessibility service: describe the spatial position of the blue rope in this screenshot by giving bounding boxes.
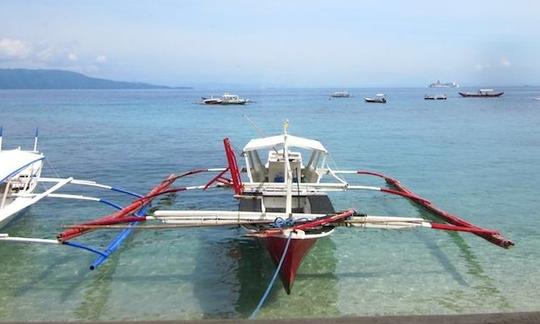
[249,231,293,319]
[273,217,295,228]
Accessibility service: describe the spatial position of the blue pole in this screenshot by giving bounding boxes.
[110,187,144,198]
[89,204,150,270]
[99,199,124,210]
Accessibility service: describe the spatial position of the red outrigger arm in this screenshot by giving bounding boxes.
[201,138,243,194]
[357,171,514,248]
[57,174,177,242]
[223,138,243,195]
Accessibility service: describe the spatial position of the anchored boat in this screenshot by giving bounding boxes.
[459,89,504,97]
[364,94,387,103]
[0,122,513,298]
[201,93,248,105]
[424,94,447,100]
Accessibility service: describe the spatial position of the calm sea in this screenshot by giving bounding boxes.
[0,87,539,320]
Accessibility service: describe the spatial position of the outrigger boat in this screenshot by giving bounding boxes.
[0,122,513,297]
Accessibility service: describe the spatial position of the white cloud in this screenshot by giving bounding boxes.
[68,52,78,61]
[0,38,32,59]
[501,57,511,67]
[95,55,107,63]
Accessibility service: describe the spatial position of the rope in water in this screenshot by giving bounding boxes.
[249,231,293,319]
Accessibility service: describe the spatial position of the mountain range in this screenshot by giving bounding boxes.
[0,69,187,89]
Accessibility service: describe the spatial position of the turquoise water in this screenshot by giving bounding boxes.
[0,88,539,320]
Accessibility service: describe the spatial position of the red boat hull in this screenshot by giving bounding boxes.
[262,236,318,294]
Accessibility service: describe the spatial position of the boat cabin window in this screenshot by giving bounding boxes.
[303,150,325,183]
[267,150,302,183]
[246,150,267,182]
[245,147,326,184]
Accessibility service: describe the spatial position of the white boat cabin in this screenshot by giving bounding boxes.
[0,150,44,226]
[242,134,328,185]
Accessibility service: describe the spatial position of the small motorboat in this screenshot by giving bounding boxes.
[330,91,351,98]
[459,89,504,97]
[533,97,540,101]
[424,94,447,100]
[364,94,386,103]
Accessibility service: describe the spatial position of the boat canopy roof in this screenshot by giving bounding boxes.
[243,134,328,153]
[0,150,44,183]
[480,89,495,92]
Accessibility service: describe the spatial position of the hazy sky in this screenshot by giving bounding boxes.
[0,0,539,87]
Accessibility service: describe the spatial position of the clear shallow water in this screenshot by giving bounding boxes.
[0,87,539,320]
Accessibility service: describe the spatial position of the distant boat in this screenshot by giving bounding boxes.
[534,97,540,101]
[330,91,351,98]
[429,80,459,88]
[424,94,447,100]
[364,94,386,103]
[458,89,504,98]
[201,93,248,105]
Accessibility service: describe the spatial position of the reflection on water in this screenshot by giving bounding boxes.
[415,207,511,312]
[189,227,340,319]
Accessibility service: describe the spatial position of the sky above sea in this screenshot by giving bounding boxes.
[0,0,539,87]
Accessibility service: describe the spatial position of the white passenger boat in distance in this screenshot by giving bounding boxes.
[429,80,459,88]
[201,93,249,105]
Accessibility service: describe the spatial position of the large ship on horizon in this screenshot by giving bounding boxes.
[429,80,459,88]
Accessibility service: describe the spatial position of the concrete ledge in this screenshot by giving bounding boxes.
[2,312,540,324]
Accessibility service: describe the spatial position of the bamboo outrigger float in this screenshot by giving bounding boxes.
[0,122,513,299]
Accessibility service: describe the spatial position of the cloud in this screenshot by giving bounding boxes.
[95,55,107,63]
[0,38,32,60]
[68,52,78,62]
